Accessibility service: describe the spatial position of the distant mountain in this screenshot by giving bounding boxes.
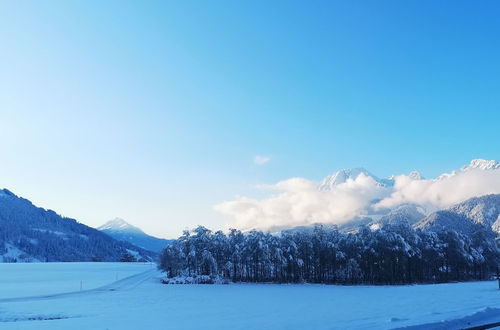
[320,159,498,190]
[337,216,373,233]
[318,159,500,233]
[461,159,500,171]
[369,204,426,230]
[98,218,171,253]
[318,167,427,191]
[415,194,500,235]
[438,159,500,180]
[99,218,143,233]
[0,189,156,262]
[318,168,393,190]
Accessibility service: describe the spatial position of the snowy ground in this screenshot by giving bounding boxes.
[0,263,498,329]
[0,263,152,299]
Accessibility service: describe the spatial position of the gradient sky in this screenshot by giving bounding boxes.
[0,1,499,238]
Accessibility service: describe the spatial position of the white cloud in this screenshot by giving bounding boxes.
[375,169,500,211]
[253,155,270,165]
[214,168,500,232]
[215,173,390,232]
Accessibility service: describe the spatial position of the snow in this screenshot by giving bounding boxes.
[0,244,38,263]
[462,159,500,171]
[319,168,390,190]
[33,229,66,236]
[0,263,498,329]
[98,218,140,232]
[437,158,500,180]
[125,249,140,260]
[0,263,151,299]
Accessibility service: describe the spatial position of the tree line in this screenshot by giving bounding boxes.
[159,223,499,285]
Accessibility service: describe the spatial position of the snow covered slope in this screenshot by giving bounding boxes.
[369,204,426,230]
[448,194,500,232]
[415,194,500,234]
[98,218,171,253]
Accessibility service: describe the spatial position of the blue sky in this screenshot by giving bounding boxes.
[0,1,499,237]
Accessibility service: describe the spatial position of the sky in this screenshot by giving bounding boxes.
[0,1,499,238]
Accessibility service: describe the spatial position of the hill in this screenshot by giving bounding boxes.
[0,189,155,262]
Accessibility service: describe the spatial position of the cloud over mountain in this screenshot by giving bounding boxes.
[215,159,500,231]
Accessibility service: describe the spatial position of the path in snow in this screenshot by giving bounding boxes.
[0,262,152,299]
[0,268,157,303]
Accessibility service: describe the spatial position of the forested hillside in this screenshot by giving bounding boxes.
[0,189,155,262]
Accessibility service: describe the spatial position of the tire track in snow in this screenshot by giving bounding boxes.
[0,269,158,303]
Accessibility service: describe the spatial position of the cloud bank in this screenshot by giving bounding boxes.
[215,167,500,232]
[377,169,500,210]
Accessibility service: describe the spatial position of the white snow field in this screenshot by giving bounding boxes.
[0,263,152,299]
[0,263,498,330]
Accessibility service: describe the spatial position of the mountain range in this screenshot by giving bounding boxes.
[320,158,499,190]
[335,194,500,238]
[320,159,500,237]
[0,158,498,263]
[98,218,171,253]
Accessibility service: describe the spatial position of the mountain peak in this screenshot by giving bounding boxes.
[0,189,16,199]
[319,168,392,191]
[462,159,500,171]
[408,171,423,180]
[98,218,170,253]
[98,218,144,234]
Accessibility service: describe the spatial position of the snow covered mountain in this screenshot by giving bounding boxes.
[318,168,427,191]
[461,159,500,171]
[415,194,500,235]
[99,218,143,233]
[318,168,393,190]
[369,204,426,230]
[98,218,171,253]
[437,158,500,180]
[320,159,498,190]
[310,159,500,234]
[0,189,156,262]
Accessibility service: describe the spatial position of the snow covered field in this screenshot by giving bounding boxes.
[0,263,152,299]
[0,263,498,330]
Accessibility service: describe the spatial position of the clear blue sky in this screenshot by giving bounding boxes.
[0,1,498,238]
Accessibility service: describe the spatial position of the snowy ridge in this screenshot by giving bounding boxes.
[415,194,500,234]
[321,159,498,188]
[462,159,500,171]
[98,218,171,253]
[437,158,500,180]
[370,204,426,229]
[319,168,393,190]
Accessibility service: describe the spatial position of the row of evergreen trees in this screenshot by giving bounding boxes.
[159,223,499,284]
